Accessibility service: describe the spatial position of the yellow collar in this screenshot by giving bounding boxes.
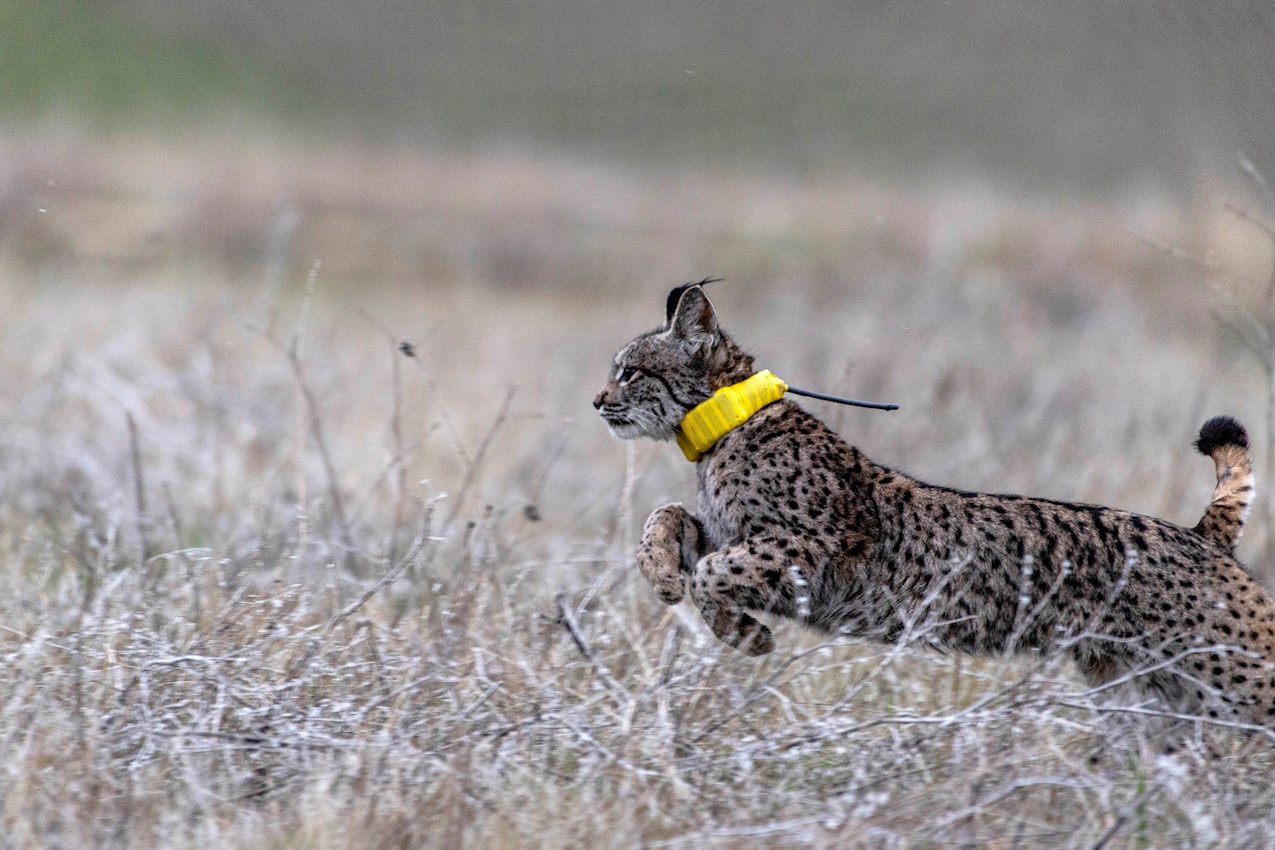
[675,370,789,462]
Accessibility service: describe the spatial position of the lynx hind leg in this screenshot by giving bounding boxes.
[636,503,703,605]
[690,536,816,657]
[1074,644,1249,738]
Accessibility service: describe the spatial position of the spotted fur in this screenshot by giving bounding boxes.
[595,283,1275,726]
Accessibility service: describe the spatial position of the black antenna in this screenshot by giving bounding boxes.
[659,279,899,410]
[787,385,898,411]
[665,276,724,323]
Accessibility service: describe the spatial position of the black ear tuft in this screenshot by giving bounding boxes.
[1195,415,1248,456]
[665,277,723,324]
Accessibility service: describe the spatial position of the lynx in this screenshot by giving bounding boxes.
[594,281,1275,726]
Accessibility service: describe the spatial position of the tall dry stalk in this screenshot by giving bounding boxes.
[1157,155,1275,576]
[1236,156,1275,572]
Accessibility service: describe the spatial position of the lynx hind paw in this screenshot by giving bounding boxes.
[705,607,775,656]
[737,618,776,656]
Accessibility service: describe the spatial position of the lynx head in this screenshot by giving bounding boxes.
[593,280,755,440]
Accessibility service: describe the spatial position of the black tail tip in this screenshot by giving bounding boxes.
[1196,416,1249,455]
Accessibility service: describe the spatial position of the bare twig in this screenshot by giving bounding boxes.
[1224,201,1275,239]
[357,308,420,564]
[288,342,358,569]
[1136,233,1237,281]
[554,591,629,699]
[1089,784,1161,850]
[446,388,516,527]
[326,531,429,635]
[126,411,153,563]
[285,503,439,679]
[1239,151,1275,211]
[388,341,407,564]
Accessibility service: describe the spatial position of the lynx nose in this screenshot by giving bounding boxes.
[592,390,607,410]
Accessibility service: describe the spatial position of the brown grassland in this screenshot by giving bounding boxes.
[4,131,1275,848]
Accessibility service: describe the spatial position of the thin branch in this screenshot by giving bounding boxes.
[554,591,629,699]
[1224,201,1275,239]
[288,343,358,568]
[1136,233,1233,280]
[126,411,153,563]
[326,531,429,635]
[446,388,516,527]
[1239,151,1275,212]
[1090,784,1161,850]
[357,308,428,564]
[285,505,440,680]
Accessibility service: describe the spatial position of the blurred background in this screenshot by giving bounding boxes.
[9,1,1275,188]
[3,0,1275,573]
[9,8,1275,843]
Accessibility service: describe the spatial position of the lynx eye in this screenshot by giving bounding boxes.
[617,366,640,384]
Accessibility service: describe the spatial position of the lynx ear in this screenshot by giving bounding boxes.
[665,277,722,324]
[667,283,718,345]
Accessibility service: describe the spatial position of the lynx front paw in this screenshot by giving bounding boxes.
[636,504,690,605]
[637,548,686,604]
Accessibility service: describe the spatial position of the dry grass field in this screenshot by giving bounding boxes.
[4,131,1275,848]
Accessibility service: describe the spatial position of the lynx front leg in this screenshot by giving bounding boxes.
[636,503,705,605]
[690,536,819,657]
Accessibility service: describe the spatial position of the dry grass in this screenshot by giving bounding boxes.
[4,132,1275,848]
